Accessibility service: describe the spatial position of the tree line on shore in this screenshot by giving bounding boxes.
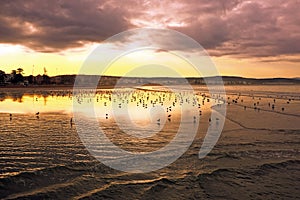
[0,68,50,85]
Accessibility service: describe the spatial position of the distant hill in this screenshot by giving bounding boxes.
[2,74,299,87]
[59,75,300,86]
[208,76,300,85]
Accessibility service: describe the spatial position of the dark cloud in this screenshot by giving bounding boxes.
[165,0,300,58]
[155,49,169,53]
[258,57,300,63]
[0,0,299,59]
[220,0,300,58]
[169,15,229,50]
[0,0,134,52]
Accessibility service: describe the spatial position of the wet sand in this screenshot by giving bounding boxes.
[0,85,299,199]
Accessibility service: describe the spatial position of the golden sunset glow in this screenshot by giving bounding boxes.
[1,44,299,78]
[0,0,299,78]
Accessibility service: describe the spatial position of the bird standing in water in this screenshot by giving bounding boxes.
[157,118,160,126]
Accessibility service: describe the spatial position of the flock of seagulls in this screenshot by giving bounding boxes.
[73,89,226,126]
[228,94,293,113]
[7,89,295,128]
[8,89,218,126]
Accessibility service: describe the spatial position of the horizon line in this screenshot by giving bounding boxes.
[44,74,300,80]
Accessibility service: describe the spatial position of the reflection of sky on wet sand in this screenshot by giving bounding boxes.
[0,94,73,114]
[0,88,221,123]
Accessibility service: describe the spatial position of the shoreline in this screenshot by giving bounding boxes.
[0,83,299,89]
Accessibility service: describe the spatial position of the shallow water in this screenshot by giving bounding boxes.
[0,85,299,199]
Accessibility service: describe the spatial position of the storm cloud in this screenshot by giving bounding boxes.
[0,0,299,59]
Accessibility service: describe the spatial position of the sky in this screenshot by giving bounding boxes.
[0,0,299,78]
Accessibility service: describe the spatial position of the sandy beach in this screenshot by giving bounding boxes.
[0,85,299,199]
